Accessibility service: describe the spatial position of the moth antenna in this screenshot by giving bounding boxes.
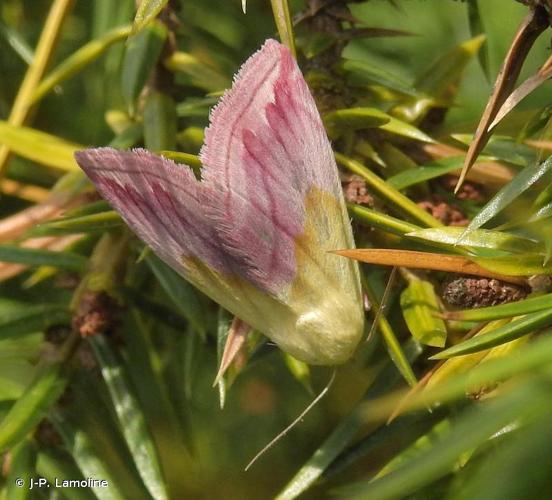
[366,266,398,343]
[244,369,337,471]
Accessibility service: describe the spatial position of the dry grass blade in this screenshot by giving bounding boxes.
[332,249,527,285]
[454,6,549,193]
[0,192,84,243]
[525,139,552,151]
[1,180,50,203]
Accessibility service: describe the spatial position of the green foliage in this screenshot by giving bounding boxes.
[1,0,552,498]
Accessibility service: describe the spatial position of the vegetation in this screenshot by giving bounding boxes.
[1,0,552,498]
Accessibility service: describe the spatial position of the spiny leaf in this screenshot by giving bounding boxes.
[175,96,218,118]
[0,303,70,339]
[282,353,312,394]
[32,25,133,104]
[423,319,512,391]
[362,272,417,387]
[392,35,486,122]
[159,150,202,175]
[342,58,418,96]
[49,410,129,500]
[348,204,421,237]
[89,334,169,500]
[36,449,96,500]
[145,254,208,338]
[0,0,74,178]
[432,308,552,359]
[63,200,112,218]
[373,419,452,481]
[0,245,87,272]
[0,356,71,452]
[407,227,541,254]
[275,340,423,500]
[490,53,552,130]
[322,410,445,483]
[473,252,552,276]
[133,0,169,34]
[453,134,535,167]
[121,21,167,110]
[0,360,35,401]
[451,411,552,500]
[387,156,480,190]
[5,437,36,500]
[340,386,549,499]
[400,279,447,347]
[336,154,442,228]
[458,155,552,242]
[143,91,177,151]
[455,8,548,192]
[270,0,295,57]
[325,108,435,143]
[216,308,233,408]
[324,108,390,137]
[416,35,486,99]
[0,18,34,64]
[467,0,489,78]
[444,292,552,322]
[0,121,81,171]
[164,52,230,92]
[32,211,122,236]
[334,249,527,285]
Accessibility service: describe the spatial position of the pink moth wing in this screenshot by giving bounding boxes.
[75,39,364,364]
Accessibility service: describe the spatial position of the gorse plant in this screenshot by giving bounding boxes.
[1,1,552,499]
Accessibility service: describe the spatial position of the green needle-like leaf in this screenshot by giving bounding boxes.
[5,438,36,500]
[133,0,169,34]
[0,245,87,272]
[0,343,74,452]
[89,334,169,500]
[36,449,96,500]
[33,211,123,236]
[0,303,70,339]
[446,292,552,322]
[275,340,423,500]
[401,278,447,347]
[458,156,552,242]
[407,226,541,254]
[325,107,435,143]
[0,121,82,171]
[348,203,421,236]
[337,154,442,228]
[49,410,129,500]
[340,383,551,500]
[432,308,552,359]
[146,254,208,338]
[32,25,133,104]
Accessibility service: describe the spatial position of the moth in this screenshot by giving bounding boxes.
[75,39,364,365]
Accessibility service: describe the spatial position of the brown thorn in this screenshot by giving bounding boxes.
[455,6,548,193]
[332,248,528,286]
[490,52,552,130]
[213,317,251,387]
